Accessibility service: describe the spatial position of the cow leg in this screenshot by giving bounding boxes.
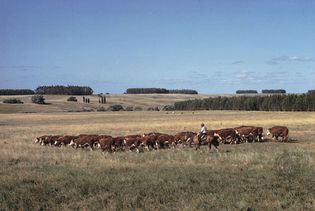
[195,142,201,150]
[89,144,94,151]
[188,140,192,147]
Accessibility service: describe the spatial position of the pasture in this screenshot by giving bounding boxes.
[0,94,209,113]
[0,110,315,210]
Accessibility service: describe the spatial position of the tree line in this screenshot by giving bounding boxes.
[174,92,315,111]
[35,85,93,95]
[126,88,198,94]
[262,89,286,94]
[236,89,286,94]
[0,89,35,95]
[236,90,258,94]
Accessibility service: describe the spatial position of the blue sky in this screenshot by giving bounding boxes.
[1,0,315,94]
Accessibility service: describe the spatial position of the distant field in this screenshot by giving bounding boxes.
[0,93,288,114]
[0,110,314,210]
[0,94,211,113]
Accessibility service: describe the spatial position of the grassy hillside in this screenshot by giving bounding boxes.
[0,111,314,210]
[0,94,210,114]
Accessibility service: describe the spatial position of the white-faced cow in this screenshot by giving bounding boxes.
[69,135,100,150]
[209,128,237,144]
[267,126,289,142]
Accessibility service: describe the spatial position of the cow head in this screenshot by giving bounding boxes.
[214,133,222,141]
[69,140,75,147]
[266,129,271,136]
[34,138,40,144]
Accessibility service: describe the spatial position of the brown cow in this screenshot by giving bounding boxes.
[192,134,220,152]
[267,126,289,141]
[69,135,100,150]
[112,136,124,151]
[141,132,170,150]
[235,126,264,142]
[123,135,142,152]
[251,127,264,142]
[174,131,197,145]
[210,128,237,144]
[98,137,114,153]
[99,135,112,139]
[141,134,158,150]
[34,135,51,144]
[142,132,163,137]
[156,134,175,149]
[42,135,61,146]
[234,126,256,143]
[55,135,78,147]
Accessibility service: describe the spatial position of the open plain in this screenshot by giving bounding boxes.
[0,95,315,210]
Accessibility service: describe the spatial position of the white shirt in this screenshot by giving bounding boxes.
[200,126,207,134]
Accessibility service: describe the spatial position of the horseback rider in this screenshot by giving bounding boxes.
[199,123,208,142]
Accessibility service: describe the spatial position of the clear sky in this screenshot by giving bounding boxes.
[1,0,315,94]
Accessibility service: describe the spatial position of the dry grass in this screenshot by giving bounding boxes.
[0,111,315,210]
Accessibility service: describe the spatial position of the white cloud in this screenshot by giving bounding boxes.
[266,56,315,65]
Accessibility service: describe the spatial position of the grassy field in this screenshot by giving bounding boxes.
[0,110,315,210]
[0,94,210,113]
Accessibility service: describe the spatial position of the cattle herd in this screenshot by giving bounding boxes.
[34,125,289,153]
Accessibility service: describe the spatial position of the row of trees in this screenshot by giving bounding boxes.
[262,89,286,94]
[174,92,315,111]
[168,89,198,94]
[126,88,198,94]
[35,85,93,95]
[236,89,286,94]
[236,90,258,94]
[0,89,35,95]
